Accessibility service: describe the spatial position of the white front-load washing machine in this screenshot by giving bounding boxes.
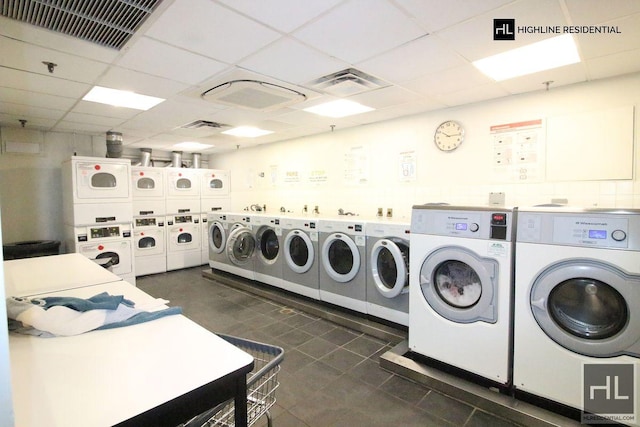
[250,213,283,288]
[514,208,640,425]
[133,215,166,276]
[166,213,201,271]
[281,216,320,300]
[318,218,367,313]
[409,205,516,385]
[365,219,410,326]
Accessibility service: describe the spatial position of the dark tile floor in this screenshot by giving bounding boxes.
[138,267,523,427]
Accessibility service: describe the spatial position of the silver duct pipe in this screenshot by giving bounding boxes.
[167,151,183,168]
[192,153,202,169]
[105,131,123,158]
[136,148,152,166]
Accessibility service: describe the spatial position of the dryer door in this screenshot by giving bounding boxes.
[419,246,498,323]
[209,221,226,254]
[226,227,255,266]
[284,230,314,274]
[75,161,130,200]
[371,238,409,298]
[322,233,360,283]
[256,226,280,265]
[530,259,640,357]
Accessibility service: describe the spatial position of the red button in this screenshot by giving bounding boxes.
[140,172,144,176]
[98,245,104,250]
[95,165,101,170]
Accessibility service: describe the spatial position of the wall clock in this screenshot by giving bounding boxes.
[434,120,465,152]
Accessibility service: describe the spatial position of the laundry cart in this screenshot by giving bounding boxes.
[181,335,284,427]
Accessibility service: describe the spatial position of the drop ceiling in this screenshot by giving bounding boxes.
[1,0,639,153]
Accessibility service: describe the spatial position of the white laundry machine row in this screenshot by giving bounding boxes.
[165,213,201,271]
[133,215,166,276]
[64,222,136,285]
[409,205,516,386]
[365,219,410,326]
[318,218,368,314]
[280,216,321,300]
[514,207,640,425]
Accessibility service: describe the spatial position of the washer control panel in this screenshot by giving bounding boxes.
[411,208,513,241]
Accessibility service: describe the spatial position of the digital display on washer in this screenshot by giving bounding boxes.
[136,218,156,227]
[91,226,120,238]
[455,223,467,231]
[588,229,607,239]
[175,215,192,223]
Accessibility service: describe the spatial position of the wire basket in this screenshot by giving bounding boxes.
[181,334,284,427]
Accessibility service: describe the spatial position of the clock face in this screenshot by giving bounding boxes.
[434,120,464,152]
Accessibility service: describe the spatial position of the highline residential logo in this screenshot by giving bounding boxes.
[583,363,636,425]
[493,19,622,40]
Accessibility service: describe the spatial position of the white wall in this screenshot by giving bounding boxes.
[209,73,640,220]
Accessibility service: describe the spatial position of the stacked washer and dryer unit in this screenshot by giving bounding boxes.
[513,207,640,425]
[62,156,136,285]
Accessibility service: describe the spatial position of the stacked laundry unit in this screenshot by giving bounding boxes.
[165,153,202,271]
[198,165,231,264]
[131,150,167,276]
[62,156,136,284]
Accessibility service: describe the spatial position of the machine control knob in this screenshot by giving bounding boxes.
[469,223,479,232]
[612,230,627,242]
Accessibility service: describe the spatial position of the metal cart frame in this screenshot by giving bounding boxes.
[181,334,284,427]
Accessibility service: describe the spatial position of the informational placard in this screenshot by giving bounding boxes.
[399,151,416,182]
[308,169,328,184]
[344,146,369,185]
[491,119,545,183]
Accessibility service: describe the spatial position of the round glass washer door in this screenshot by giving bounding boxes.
[322,233,360,283]
[370,238,409,298]
[226,227,256,266]
[209,221,226,254]
[530,260,640,357]
[284,229,314,274]
[419,246,498,324]
[256,226,280,265]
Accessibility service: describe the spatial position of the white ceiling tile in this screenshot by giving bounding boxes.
[218,0,344,33]
[0,67,90,98]
[239,38,349,84]
[0,101,66,121]
[62,112,126,127]
[348,86,422,109]
[357,35,466,83]
[117,37,229,85]
[574,14,640,60]
[0,87,77,111]
[403,64,494,97]
[145,0,281,63]
[395,0,514,32]
[293,0,426,63]
[97,67,189,99]
[565,0,640,25]
[497,63,587,94]
[586,49,640,80]
[435,82,511,107]
[0,113,57,130]
[53,121,114,134]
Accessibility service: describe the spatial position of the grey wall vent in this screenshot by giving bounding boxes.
[201,80,306,111]
[0,0,163,50]
[310,68,389,96]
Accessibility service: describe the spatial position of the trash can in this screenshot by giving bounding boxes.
[2,240,61,260]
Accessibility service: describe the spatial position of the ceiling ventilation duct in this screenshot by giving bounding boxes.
[310,68,389,97]
[168,151,183,168]
[192,153,202,169]
[137,148,152,167]
[0,0,163,50]
[201,80,307,111]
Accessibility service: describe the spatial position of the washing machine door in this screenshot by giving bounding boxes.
[530,259,640,357]
[284,230,314,274]
[209,221,226,254]
[256,226,280,265]
[419,246,498,323]
[226,227,255,266]
[322,233,361,283]
[371,238,409,298]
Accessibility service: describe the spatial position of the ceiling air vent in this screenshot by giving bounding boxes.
[0,0,163,50]
[311,68,389,97]
[181,120,227,129]
[201,80,307,111]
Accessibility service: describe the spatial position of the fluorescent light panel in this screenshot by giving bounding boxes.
[304,99,374,118]
[473,34,580,81]
[222,126,273,138]
[172,141,214,151]
[83,86,165,110]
